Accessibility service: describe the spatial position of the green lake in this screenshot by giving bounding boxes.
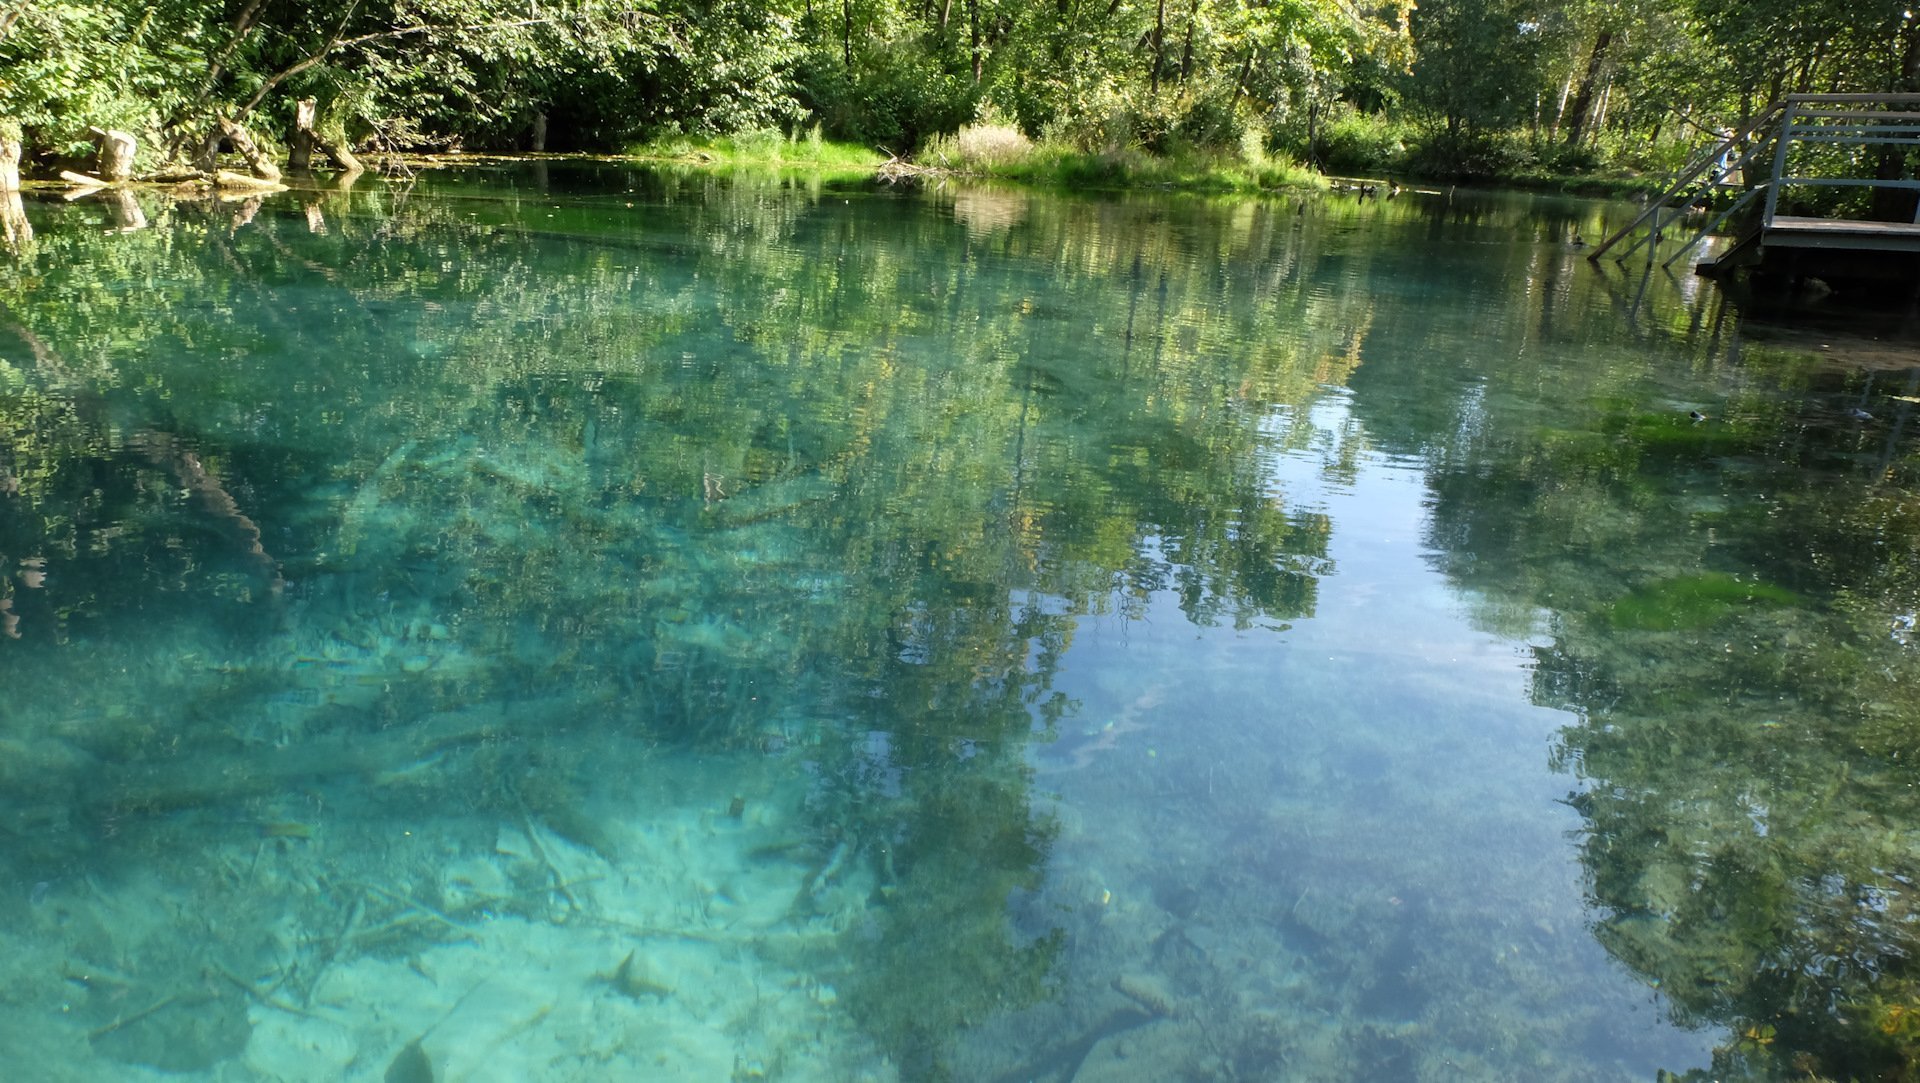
[3,166,1920,1081]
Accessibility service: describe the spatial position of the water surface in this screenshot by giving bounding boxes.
[2,168,1918,1081]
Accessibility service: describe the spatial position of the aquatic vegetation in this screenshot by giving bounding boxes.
[1608,572,1800,630]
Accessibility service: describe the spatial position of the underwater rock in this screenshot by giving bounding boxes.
[384,1037,433,1083]
[1111,972,1182,1019]
[603,950,673,1001]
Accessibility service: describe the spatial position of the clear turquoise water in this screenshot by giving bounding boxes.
[2,168,1919,1081]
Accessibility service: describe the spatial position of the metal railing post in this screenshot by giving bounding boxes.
[1762,101,1797,227]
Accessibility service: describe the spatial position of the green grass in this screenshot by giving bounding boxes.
[918,126,1325,196]
[626,127,884,177]
[631,123,1326,197]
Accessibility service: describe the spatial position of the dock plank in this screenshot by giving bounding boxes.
[1763,216,1920,252]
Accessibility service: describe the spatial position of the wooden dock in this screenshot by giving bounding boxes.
[1591,94,1920,287]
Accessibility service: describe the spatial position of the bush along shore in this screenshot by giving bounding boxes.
[2,0,1907,213]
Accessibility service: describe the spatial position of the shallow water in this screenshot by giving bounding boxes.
[3,168,1919,1081]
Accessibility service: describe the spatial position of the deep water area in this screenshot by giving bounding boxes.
[2,167,1920,1081]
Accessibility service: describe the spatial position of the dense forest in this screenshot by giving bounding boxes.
[0,0,1915,183]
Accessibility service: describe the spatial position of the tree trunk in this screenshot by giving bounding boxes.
[1561,30,1613,147]
[1870,22,1920,221]
[318,134,363,175]
[1150,0,1167,93]
[217,116,281,180]
[1177,0,1199,87]
[92,127,137,182]
[530,112,548,153]
[969,0,982,82]
[1550,71,1574,141]
[288,98,317,172]
[0,126,18,193]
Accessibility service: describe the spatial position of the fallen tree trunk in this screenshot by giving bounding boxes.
[214,169,285,191]
[90,127,137,182]
[317,133,362,175]
[58,169,108,189]
[217,115,281,180]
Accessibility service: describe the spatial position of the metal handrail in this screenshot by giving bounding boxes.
[1591,93,1920,267]
[1765,95,1920,228]
[1586,102,1782,262]
[1662,187,1761,268]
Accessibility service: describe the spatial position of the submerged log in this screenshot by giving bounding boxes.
[58,169,108,189]
[90,127,137,182]
[216,115,281,180]
[139,167,212,184]
[214,169,285,191]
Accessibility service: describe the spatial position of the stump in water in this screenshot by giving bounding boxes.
[0,121,20,193]
[288,98,317,172]
[216,116,281,181]
[91,127,137,182]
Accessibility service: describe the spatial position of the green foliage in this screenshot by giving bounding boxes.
[1310,109,1414,174]
[0,1,200,157]
[0,0,1910,220]
[1403,0,1556,139]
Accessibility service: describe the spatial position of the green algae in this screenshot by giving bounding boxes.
[1609,573,1802,631]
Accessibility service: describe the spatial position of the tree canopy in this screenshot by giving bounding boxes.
[0,0,1909,179]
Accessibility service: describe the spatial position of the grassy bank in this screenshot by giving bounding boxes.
[627,128,884,178]
[627,124,1323,197]
[620,122,1652,201]
[915,124,1324,195]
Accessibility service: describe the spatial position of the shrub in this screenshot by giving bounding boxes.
[1308,110,1410,175]
[924,123,1033,170]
